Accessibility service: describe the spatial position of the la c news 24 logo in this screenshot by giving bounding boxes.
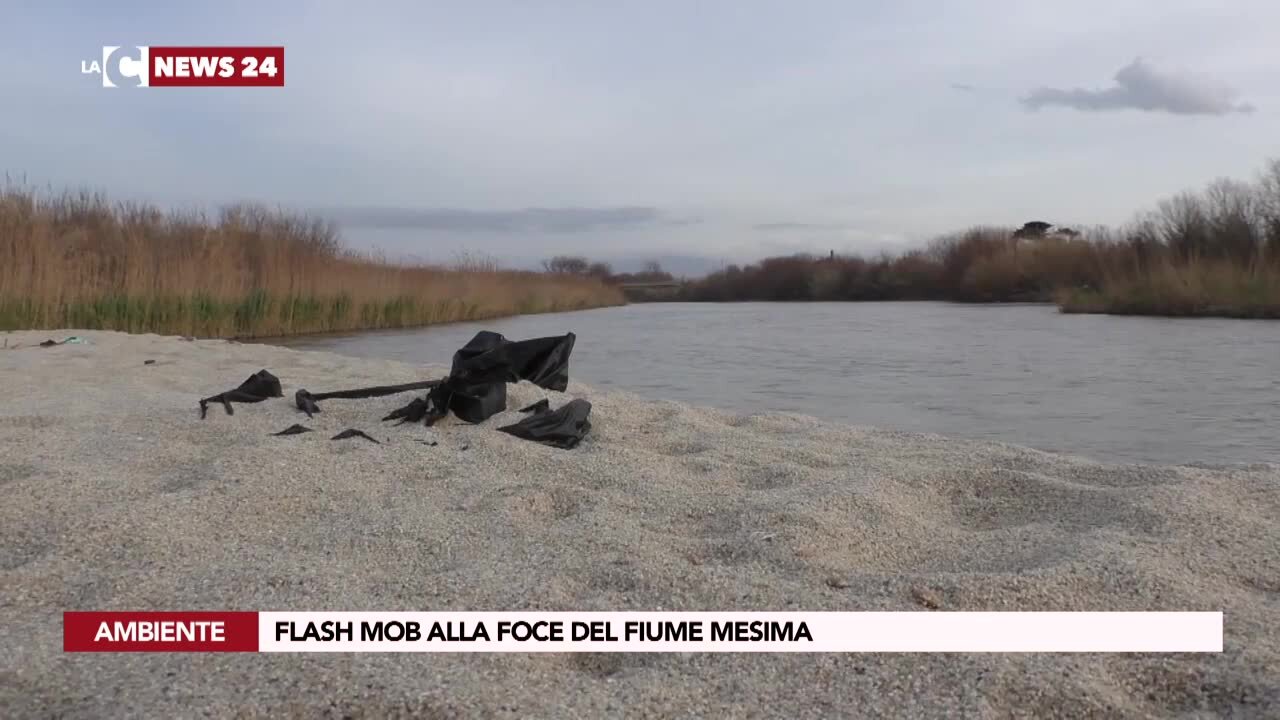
[82,46,285,88]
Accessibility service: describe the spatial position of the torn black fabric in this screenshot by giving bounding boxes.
[331,429,380,443]
[519,398,550,414]
[497,399,592,449]
[448,331,575,391]
[381,397,431,424]
[294,379,441,417]
[382,331,576,426]
[199,370,282,419]
[272,424,312,436]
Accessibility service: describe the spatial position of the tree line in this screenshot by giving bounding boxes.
[549,158,1280,317]
[541,257,675,285]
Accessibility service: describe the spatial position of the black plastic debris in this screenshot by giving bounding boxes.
[295,390,320,418]
[272,424,313,436]
[39,339,58,347]
[519,398,550,414]
[381,397,429,424]
[498,399,592,449]
[199,370,282,419]
[331,428,380,444]
[193,331,592,448]
[144,359,156,365]
[295,379,441,418]
[451,331,575,390]
[385,331,576,426]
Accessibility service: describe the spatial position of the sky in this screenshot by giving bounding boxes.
[3,1,1277,273]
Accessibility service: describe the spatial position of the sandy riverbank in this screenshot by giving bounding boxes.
[1,330,1277,718]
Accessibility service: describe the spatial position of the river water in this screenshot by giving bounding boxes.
[269,302,1279,466]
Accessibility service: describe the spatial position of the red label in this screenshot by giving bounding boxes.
[64,612,259,652]
[149,46,284,87]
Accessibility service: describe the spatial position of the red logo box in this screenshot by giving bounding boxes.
[149,47,284,87]
[64,611,260,652]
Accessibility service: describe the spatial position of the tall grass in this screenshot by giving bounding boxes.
[0,187,624,337]
[1057,260,1280,318]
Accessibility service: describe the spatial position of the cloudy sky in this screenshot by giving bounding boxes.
[3,1,1276,271]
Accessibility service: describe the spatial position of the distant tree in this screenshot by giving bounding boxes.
[586,261,614,280]
[1013,221,1053,239]
[1204,178,1263,263]
[1260,158,1280,263]
[606,260,676,285]
[1157,192,1212,260]
[542,255,590,274]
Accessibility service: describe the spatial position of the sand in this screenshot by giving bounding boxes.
[1,329,1277,718]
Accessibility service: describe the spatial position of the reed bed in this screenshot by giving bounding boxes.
[1058,260,1280,318]
[0,188,624,337]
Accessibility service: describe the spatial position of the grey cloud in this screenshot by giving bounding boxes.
[321,206,676,233]
[1021,58,1255,115]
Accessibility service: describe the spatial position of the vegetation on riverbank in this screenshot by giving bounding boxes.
[683,229,1104,303]
[679,159,1280,318]
[0,188,623,338]
[1057,260,1280,318]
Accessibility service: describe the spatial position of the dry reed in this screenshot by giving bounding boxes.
[1058,259,1280,318]
[0,187,624,337]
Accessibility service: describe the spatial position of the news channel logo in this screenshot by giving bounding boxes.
[82,46,149,87]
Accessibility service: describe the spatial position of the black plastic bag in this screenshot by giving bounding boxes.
[448,331,574,390]
[386,331,576,426]
[497,399,592,449]
[199,370,282,418]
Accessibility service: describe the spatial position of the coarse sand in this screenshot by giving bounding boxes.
[1,330,1277,718]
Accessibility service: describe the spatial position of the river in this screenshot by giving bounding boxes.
[269,302,1279,466]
